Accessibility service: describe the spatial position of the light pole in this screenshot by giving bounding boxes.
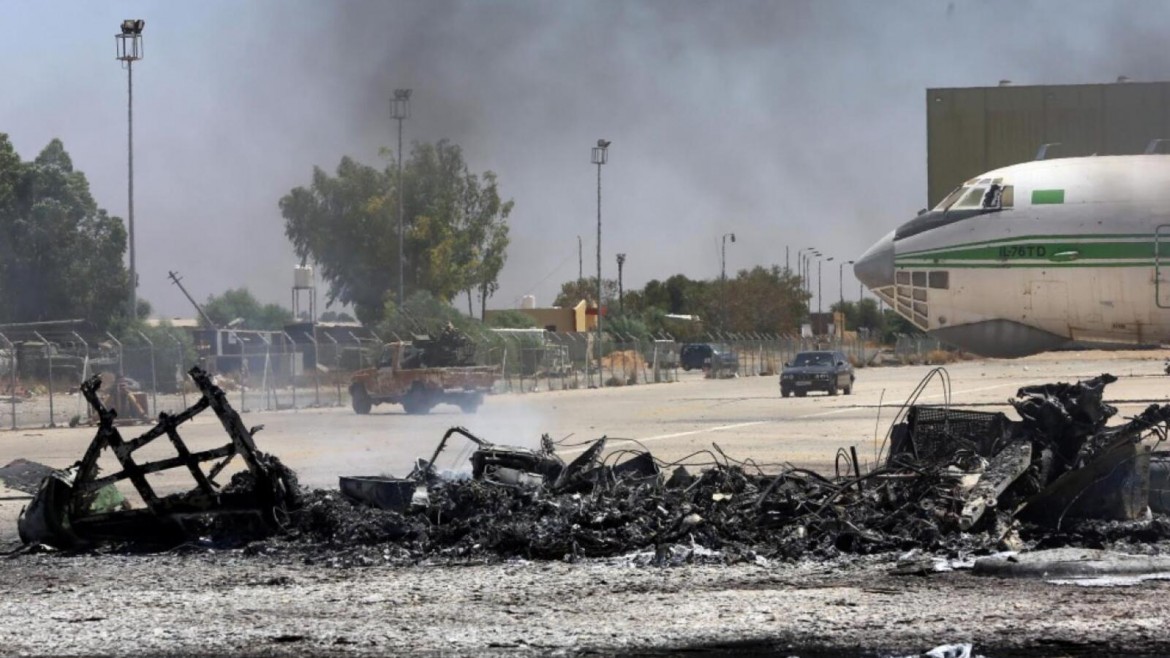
[819,257,834,317]
[116,19,144,320]
[591,139,610,378]
[391,89,412,308]
[808,250,821,314]
[838,259,855,308]
[616,253,626,314]
[720,233,736,283]
[721,232,736,329]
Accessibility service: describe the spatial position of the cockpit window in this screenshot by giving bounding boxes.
[899,179,1013,241]
[951,186,988,210]
[933,186,966,211]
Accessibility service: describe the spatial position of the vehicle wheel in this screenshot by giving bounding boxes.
[351,385,372,415]
[781,390,791,398]
[459,394,482,414]
[402,390,431,415]
[795,390,807,398]
[828,384,838,396]
[682,364,692,372]
[844,383,853,395]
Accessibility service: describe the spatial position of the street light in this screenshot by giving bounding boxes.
[721,233,736,329]
[838,259,855,308]
[591,139,610,380]
[818,256,834,317]
[808,250,821,313]
[391,88,412,308]
[616,253,626,314]
[721,233,736,283]
[116,19,144,320]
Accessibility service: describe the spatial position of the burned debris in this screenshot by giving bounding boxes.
[18,366,298,549]
[17,370,1170,567]
[310,373,1170,564]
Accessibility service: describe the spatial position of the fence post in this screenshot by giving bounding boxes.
[229,330,245,411]
[136,330,158,417]
[303,331,320,407]
[167,332,188,409]
[32,331,55,428]
[71,331,90,422]
[0,332,14,430]
[325,332,342,405]
[283,331,298,411]
[106,332,124,376]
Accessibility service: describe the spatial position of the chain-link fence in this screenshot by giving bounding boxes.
[0,326,946,430]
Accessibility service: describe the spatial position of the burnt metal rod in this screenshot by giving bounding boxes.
[850,445,864,491]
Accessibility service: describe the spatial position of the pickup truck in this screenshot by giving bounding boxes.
[349,341,498,415]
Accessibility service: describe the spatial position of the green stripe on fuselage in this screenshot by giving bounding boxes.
[895,239,1156,264]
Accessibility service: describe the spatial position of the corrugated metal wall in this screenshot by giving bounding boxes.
[927,82,1170,207]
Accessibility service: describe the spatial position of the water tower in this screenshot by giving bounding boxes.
[292,264,317,323]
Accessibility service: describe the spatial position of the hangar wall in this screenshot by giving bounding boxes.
[926,81,1170,207]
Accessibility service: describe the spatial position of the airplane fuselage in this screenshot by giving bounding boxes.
[855,155,1170,357]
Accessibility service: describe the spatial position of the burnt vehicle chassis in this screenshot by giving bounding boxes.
[19,367,295,549]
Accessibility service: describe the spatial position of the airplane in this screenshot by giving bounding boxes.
[853,150,1170,358]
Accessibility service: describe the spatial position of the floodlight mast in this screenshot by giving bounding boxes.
[116,19,144,321]
[391,89,412,308]
[591,140,609,382]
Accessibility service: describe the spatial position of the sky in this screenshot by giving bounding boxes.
[3,0,1169,319]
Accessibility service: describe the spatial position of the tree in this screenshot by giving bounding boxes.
[202,288,291,330]
[722,266,808,334]
[486,309,537,329]
[0,135,129,329]
[553,277,618,308]
[280,140,512,324]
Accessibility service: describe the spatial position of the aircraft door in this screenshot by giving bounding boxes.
[1156,225,1170,309]
[1025,280,1069,322]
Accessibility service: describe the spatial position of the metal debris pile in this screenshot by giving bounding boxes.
[16,371,1170,565]
[282,372,1170,565]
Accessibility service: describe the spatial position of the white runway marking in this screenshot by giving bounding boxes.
[560,420,766,454]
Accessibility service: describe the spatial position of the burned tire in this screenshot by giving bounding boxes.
[350,385,372,415]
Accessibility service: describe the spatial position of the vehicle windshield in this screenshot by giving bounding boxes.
[793,353,833,367]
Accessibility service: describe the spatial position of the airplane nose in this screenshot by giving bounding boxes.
[854,230,895,290]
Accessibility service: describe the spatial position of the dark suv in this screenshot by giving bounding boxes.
[680,343,739,372]
[779,350,854,397]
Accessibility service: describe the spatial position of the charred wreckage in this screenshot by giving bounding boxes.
[13,369,1170,563]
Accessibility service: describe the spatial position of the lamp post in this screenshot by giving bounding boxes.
[721,232,736,329]
[391,89,412,308]
[838,259,855,308]
[818,256,834,317]
[591,139,610,379]
[808,250,821,314]
[616,253,626,314]
[116,19,144,320]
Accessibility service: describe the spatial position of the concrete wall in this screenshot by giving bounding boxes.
[927,81,1170,207]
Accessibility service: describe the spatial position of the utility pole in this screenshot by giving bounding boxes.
[578,235,583,280]
[167,271,217,328]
